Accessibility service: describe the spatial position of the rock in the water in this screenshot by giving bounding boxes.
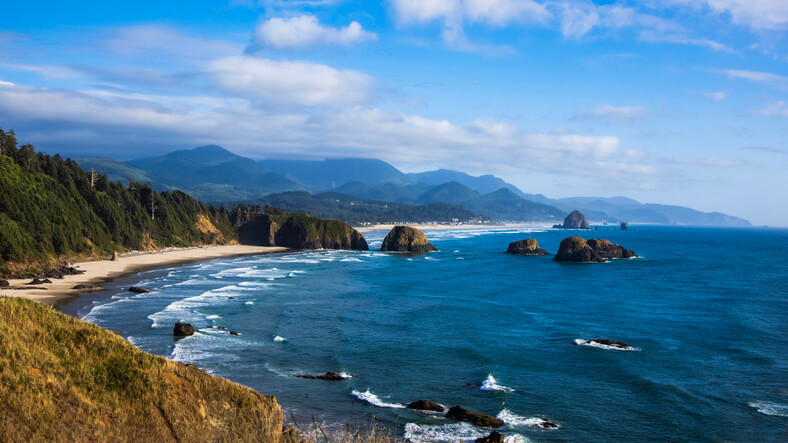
[586,339,631,349]
[128,286,152,293]
[0,280,9,287]
[296,371,347,381]
[173,322,195,336]
[555,210,590,229]
[505,238,549,255]
[72,284,104,292]
[407,400,444,412]
[620,221,629,230]
[380,226,438,252]
[476,431,506,443]
[586,239,636,259]
[229,331,240,336]
[445,406,505,428]
[537,419,559,429]
[553,237,604,263]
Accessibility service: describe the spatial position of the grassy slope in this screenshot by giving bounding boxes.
[0,297,304,443]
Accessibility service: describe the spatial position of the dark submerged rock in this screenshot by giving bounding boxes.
[586,239,636,259]
[555,210,590,229]
[553,237,604,263]
[407,400,444,412]
[476,431,506,443]
[445,406,505,428]
[173,322,195,337]
[380,226,438,252]
[505,238,549,255]
[296,371,347,381]
[128,286,152,293]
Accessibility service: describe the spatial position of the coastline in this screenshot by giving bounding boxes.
[0,245,288,305]
[355,222,553,234]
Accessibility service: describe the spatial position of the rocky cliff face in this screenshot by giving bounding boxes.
[554,210,590,229]
[505,238,549,255]
[380,226,438,252]
[236,212,368,250]
[0,297,305,443]
[554,237,636,262]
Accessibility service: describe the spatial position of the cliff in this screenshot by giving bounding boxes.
[233,206,368,250]
[0,296,305,442]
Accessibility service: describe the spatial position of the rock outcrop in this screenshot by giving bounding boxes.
[505,238,549,255]
[445,406,505,428]
[235,210,368,250]
[553,210,590,229]
[586,239,636,259]
[72,284,104,292]
[128,286,152,294]
[407,400,444,412]
[554,237,636,262]
[380,226,438,252]
[296,371,348,381]
[476,431,506,443]
[620,221,629,230]
[173,322,196,337]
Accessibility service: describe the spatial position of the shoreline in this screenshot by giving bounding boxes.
[355,222,553,234]
[0,245,288,305]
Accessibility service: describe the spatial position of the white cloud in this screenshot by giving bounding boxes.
[0,80,14,86]
[253,15,376,49]
[575,104,650,123]
[757,100,788,117]
[719,69,788,84]
[669,0,788,30]
[206,56,374,107]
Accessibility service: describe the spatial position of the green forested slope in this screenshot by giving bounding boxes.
[0,130,236,277]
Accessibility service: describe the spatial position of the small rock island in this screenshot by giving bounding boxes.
[553,210,590,229]
[505,238,549,255]
[380,226,438,252]
[554,236,636,262]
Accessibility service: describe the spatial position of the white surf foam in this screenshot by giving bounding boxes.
[403,423,529,443]
[338,372,353,379]
[750,400,788,417]
[351,389,405,409]
[574,338,640,351]
[245,301,254,305]
[273,335,286,342]
[481,374,514,392]
[497,409,559,429]
[205,314,221,319]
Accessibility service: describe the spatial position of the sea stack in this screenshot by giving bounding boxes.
[554,237,636,262]
[620,221,629,230]
[553,210,590,229]
[505,239,549,255]
[380,226,438,252]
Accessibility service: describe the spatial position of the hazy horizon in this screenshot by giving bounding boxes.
[1,1,786,225]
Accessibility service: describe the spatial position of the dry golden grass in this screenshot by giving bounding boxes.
[0,296,305,442]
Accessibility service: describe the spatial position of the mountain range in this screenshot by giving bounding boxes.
[75,145,751,227]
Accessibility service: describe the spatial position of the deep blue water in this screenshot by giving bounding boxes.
[64,226,788,442]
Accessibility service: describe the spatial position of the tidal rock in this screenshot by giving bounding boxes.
[476,431,506,443]
[0,280,9,287]
[128,286,152,293]
[407,400,444,412]
[229,331,240,336]
[380,226,438,252]
[586,239,636,259]
[583,339,631,350]
[72,284,104,292]
[173,322,195,337]
[296,371,348,381]
[555,210,590,229]
[26,278,52,285]
[445,406,505,428]
[505,238,549,255]
[553,237,604,263]
[536,419,559,429]
[620,221,629,230]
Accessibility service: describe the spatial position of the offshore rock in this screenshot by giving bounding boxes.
[586,239,637,259]
[620,221,629,230]
[445,406,505,428]
[296,371,348,381]
[128,286,152,293]
[505,238,549,255]
[173,322,196,337]
[476,431,506,443]
[582,339,631,349]
[553,237,604,263]
[407,400,445,412]
[553,210,590,229]
[380,226,438,252]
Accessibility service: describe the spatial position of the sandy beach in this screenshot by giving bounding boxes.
[355,222,553,234]
[0,245,287,305]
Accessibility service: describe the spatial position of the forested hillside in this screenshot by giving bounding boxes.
[0,129,236,277]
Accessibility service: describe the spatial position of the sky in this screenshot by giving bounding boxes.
[0,1,787,226]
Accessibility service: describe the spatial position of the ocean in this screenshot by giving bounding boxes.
[62,226,788,442]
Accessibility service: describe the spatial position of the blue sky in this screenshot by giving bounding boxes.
[1,0,787,225]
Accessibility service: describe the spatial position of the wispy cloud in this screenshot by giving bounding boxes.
[574,104,650,124]
[701,91,728,101]
[756,100,788,117]
[667,0,788,31]
[251,15,376,50]
[718,68,788,84]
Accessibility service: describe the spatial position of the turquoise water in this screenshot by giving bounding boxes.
[65,226,788,442]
